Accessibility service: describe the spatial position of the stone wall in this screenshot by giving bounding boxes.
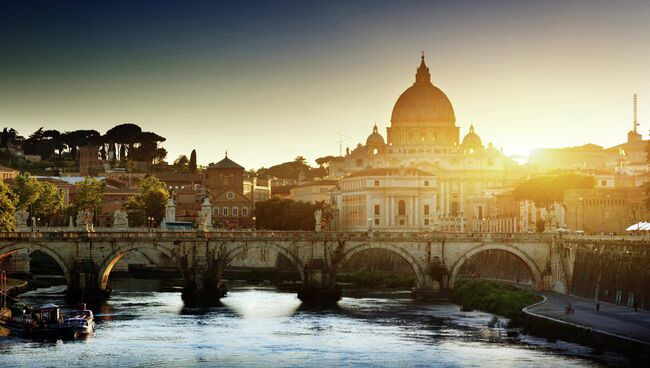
[568,239,650,310]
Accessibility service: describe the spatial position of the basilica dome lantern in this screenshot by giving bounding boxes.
[387,54,460,148]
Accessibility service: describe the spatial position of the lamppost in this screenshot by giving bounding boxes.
[252,216,256,231]
[575,197,583,232]
[147,216,154,231]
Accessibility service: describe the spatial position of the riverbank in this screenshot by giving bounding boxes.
[451,278,541,326]
[452,279,649,361]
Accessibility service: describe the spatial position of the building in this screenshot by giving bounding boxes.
[205,154,254,228]
[289,180,338,204]
[564,187,650,234]
[79,146,105,176]
[331,168,438,230]
[328,55,522,230]
[0,165,18,181]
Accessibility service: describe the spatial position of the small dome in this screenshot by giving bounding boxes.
[462,124,482,147]
[366,124,385,146]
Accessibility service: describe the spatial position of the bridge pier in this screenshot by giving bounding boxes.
[68,260,110,302]
[297,261,341,304]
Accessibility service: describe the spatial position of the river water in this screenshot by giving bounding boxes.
[0,278,629,367]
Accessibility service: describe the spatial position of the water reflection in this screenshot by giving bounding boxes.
[0,278,631,367]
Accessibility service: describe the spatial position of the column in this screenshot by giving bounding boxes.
[390,196,395,227]
[414,196,419,228]
[385,196,389,227]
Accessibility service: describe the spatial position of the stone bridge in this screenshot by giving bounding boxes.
[0,230,571,303]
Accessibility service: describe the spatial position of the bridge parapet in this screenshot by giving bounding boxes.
[0,230,558,243]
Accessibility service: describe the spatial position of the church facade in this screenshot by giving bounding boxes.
[330,56,523,231]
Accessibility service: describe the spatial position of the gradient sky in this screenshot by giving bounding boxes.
[1,0,649,169]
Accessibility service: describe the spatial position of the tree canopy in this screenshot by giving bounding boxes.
[124,175,169,227]
[512,174,596,208]
[9,172,64,225]
[0,181,16,232]
[254,198,322,230]
[75,177,107,219]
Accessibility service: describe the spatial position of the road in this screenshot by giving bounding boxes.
[528,291,650,343]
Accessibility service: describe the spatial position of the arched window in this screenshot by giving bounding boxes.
[398,200,406,216]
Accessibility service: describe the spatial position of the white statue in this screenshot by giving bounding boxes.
[198,198,213,231]
[15,209,29,230]
[113,209,129,229]
[165,199,176,224]
[314,209,322,232]
[76,209,94,232]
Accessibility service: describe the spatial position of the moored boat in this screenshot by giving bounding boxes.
[63,303,95,337]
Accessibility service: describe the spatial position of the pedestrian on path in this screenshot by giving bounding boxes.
[596,301,600,313]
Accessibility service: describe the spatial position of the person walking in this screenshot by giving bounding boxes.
[596,301,600,313]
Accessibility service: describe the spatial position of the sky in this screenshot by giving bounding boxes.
[1,0,649,169]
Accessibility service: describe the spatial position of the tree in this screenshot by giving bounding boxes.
[104,123,142,161]
[0,127,7,148]
[124,176,169,227]
[254,198,319,230]
[174,155,189,172]
[31,180,64,225]
[512,174,596,209]
[189,149,197,173]
[0,181,16,231]
[75,177,106,221]
[10,172,41,211]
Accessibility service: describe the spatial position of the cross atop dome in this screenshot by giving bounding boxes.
[415,52,431,85]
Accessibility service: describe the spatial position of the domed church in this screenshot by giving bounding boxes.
[330,55,521,231]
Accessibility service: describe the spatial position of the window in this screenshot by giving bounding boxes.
[399,219,405,225]
[398,200,406,216]
[223,207,229,216]
[374,180,380,187]
[374,205,380,215]
[424,180,429,187]
[601,180,607,187]
[242,207,248,216]
[424,205,430,216]
[213,207,219,215]
[232,207,238,216]
[424,219,430,226]
[374,218,380,225]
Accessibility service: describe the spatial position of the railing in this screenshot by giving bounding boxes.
[0,230,559,243]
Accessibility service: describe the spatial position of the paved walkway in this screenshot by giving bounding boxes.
[528,292,650,343]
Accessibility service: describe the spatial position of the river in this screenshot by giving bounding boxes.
[0,278,630,367]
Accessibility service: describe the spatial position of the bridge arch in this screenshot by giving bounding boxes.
[0,242,72,288]
[448,243,543,290]
[218,242,305,281]
[335,242,428,288]
[97,243,181,290]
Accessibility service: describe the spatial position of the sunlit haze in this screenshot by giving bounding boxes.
[1,0,649,169]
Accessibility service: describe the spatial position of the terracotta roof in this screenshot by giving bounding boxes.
[210,155,244,169]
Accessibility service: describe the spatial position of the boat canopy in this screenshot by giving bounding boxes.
[39,303,59,310]
[625,222,650,231]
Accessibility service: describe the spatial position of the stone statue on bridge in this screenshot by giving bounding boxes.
[113,209,129,229]
[76,209,95,233]
[314,209,322,232]
[197,198,213,231]
[14,209,29,231]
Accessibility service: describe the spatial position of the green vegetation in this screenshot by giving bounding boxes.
[452,278,542,326]
[75,177,107,219]
[9,172,64,225]
[256,156,325,181]
[512,173,596,208]
[0,181,17,231]
[255,198,325,230]
[337,270,414,288]
[124,175,170,226]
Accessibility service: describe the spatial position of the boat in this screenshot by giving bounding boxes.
[63,303,95,337]
[22,303,69,339]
